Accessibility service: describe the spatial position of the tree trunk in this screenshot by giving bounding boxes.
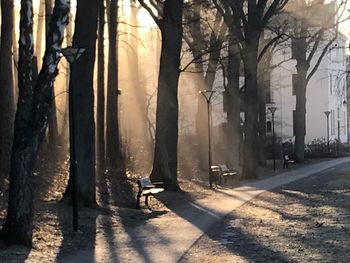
[35,0,45,68]
[45,0,59,151]
[294,34,308,163]
[257,76,267,167]
[0,0,69,246]
[58,1,73,143]
[257,42,270,167]
[226,41,241,169]
[62,0,98,206]
[242,38,260,180]
[106,0,121,169]
[150,0,183,190]
[97,0,105,170]
[0,0,15,186]
[294,69,307,163]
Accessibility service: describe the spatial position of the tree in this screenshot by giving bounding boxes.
[214,0,288,179]
[225,38,242,169]
[139,0,184,190]
[97,0,106,170]
[45,0,59,151]
[0,0,15,188]
[62,0,98,206]
[0,0,70,246]
[291,0,345,162]
[182,1,229,169]
[106,0,121,169]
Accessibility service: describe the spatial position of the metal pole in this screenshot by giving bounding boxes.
[272,112,276,171]
[207,100,212,187]
[327,115,330,156]
[68,62,78,232]
[337,119,340,156]
[347,111,350,153]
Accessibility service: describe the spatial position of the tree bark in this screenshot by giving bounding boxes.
[0,0,15,186]
[294,25,308,163]
[257,38,271,167]
[35,0,45,68]
[0,0,69,246]
[106,0,121,169]
[242,37,260,179]
[150,0,183,190]
[97,0,105,170]
[45,0,59,151]
[225,41,241,169]
[62,0,98,206]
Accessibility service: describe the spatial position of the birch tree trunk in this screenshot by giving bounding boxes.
[0,0,69,246]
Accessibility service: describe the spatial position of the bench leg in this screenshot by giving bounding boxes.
[145,195,150,208]
[136,191,142,209]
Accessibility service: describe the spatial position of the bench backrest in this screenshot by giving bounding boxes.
[219,164,229,172]
[138,177,153,189]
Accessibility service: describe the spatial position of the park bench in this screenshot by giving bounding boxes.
[219,164,238,184]
[283,154,295,169]
[211,164,238,185]
[136,177,164,209]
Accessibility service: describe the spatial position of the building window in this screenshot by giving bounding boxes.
[330,74,333,95]
[266,121,272,133]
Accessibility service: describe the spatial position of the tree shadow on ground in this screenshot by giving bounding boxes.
[0,242,30,262]
[55,203,97,263]
[179,164,350,262]
[93,167,169,262]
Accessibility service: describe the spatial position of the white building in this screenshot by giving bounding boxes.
[269,33,348,144]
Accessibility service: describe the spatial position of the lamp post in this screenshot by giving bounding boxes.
[199,90,215,187]
[268,106,277,171]
[61,46,86,232]
[343,100,349,152]
[324,111,331,156]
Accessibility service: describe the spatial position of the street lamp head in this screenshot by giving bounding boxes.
[268,106,277,114]
[61,46,86,64]
[324,111,331,117]
[199,90,215,102]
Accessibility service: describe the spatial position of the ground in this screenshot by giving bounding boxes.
[0,152,210,262]
[179,163,350,263]
[0,157,350,262]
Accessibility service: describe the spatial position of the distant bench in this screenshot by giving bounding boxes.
[283,154,295,169]
[211,164,238,186]
[136,177,164,209]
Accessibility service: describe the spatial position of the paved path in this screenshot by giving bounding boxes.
[59,157,350,263]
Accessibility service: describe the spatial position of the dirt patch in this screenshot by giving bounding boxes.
[180,164,350,263]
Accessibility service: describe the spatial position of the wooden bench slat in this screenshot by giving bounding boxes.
[143,188,164,195]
